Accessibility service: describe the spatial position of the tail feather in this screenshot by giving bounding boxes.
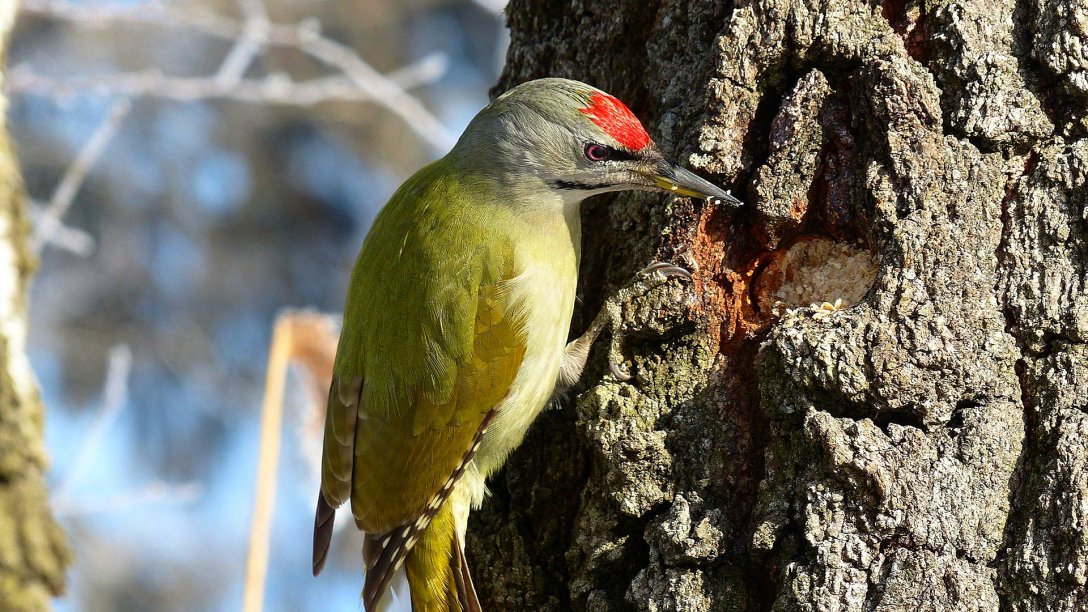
[362,500,479,612]
[359,562,411,612]
[312,493,337,576]
[363,534,382,570]
[451,530,482,612]
[363,525,415,611]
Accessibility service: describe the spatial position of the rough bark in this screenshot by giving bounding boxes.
[0,1,72,608]
[468,1,1088,611]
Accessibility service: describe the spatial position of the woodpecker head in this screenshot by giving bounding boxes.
[450,78,741,208]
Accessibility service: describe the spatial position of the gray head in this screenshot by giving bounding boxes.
[449,78,740,208]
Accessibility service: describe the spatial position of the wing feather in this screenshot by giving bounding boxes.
[350,274,525,532]
[312,160,525,588]
[313,374,362,575]
[320,375,361,504]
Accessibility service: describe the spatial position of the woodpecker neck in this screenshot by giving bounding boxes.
[500,182,584,267]
[440,145,586,221]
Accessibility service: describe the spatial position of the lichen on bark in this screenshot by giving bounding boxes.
[469,1,1088,611]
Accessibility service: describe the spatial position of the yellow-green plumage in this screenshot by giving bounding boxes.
[313,77,739,611]
[331,159,526,530]
[405,501,467,612]
[319,154,580,610]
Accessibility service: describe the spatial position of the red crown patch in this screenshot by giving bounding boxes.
[579,92,651,151]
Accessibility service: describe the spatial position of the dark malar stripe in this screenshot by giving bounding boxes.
[553,180,617,190]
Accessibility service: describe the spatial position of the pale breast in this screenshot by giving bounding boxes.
[471,211,580,482]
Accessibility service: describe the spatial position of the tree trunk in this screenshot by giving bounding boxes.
[0,2,72,609]
[468,1,1087,610]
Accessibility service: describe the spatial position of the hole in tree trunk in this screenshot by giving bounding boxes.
[751,236,878,318]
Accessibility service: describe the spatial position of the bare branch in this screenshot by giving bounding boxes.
[213,0,269,89]
[17,0,458,150]
[20,0,256,41]
[28,200,95,256]
[17,0,451,255]
[213,28,261,89]
[53,344,133,505]
[31,99,129,255]
[298,34,458,150]
[8,54,448,107]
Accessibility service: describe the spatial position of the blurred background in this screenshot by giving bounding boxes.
[8,0,508,609]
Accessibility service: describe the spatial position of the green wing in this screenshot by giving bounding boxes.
[317,160,523,534]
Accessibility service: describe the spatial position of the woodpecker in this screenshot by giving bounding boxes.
[312,77,740,611]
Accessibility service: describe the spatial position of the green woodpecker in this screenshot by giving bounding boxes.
[312,77,740,611]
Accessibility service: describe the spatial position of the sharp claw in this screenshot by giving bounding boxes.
[586,261,691,386]
[640,261,693,281]
[609,360,632,382]
[656,265,693,281]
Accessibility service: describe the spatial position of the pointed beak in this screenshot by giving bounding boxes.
[646,163,743,207]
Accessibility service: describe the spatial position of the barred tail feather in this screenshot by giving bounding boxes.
[363,525,415,611]
[358,563,411,612]
[362,500,479,612]
[370,566,411,612]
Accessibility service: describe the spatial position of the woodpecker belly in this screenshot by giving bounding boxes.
[467,207,581,500]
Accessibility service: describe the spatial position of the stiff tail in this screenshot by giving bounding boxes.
[449,530,482,612]
[362,501,481,612]
[312,493,337,576]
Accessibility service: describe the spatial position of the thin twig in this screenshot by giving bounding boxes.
[8,54,448,107]
[27,200,95,256]
[53,344,133,505]
[31,99,129,254]
[17,0,457,150]
[213,0,269,89]
[298,35,458,150]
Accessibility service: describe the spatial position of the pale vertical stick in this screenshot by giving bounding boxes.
[243,313,293,612]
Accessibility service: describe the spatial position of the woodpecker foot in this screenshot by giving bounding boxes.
[604,260,693,382]
[639,261,693,282]
[560,261,692,389]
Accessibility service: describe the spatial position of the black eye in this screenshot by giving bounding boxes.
[584,143,613,162]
